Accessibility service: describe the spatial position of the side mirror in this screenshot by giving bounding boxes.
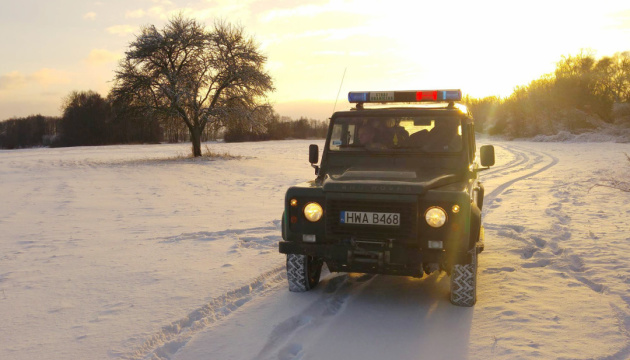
[309,144,320,175]
[480,145,495,167]
[309,144,319,164]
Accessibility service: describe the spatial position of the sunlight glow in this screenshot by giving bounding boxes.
[1,0,629,119]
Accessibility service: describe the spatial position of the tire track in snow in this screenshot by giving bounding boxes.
[479,144,529,179]
[254,273,374,360]
[481,145,559,216]
[602,303,630,360]
[124,265,286,360]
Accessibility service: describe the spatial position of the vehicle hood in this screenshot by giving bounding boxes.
[321,167,462,195]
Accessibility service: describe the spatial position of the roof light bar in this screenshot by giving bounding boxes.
[348,89,462,103]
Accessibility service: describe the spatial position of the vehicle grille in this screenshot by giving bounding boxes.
[326,199,417,241]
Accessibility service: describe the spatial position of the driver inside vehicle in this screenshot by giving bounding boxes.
[357,119,409,150]
[357,121,385,149]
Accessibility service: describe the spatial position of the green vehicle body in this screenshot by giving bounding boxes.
[279,105,493,289]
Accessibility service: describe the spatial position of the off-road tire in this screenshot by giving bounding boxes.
[287,254,323,292]
[450,248,478,307]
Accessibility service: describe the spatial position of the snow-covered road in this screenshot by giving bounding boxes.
[1,139,629,359]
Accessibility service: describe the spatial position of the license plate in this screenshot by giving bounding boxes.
[340,211,400,226]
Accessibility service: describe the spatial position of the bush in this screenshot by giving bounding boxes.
[613,103,630,127]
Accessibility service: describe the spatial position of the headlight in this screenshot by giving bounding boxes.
[303,202,323,222]
[425,206,447,228]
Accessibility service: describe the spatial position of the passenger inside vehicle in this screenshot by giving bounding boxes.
[421,119,462,151]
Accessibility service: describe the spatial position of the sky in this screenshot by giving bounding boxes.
[1,0,630,121]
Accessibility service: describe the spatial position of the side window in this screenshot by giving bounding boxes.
[329,124,357,150]
[329,124,342,150]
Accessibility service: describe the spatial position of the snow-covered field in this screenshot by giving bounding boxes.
[1,139,629,360]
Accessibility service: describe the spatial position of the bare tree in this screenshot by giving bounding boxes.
[112,15,274,156]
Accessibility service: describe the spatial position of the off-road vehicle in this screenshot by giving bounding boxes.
[279,89,494,306]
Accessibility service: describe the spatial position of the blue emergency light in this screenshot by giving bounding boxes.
[348,90,462,103]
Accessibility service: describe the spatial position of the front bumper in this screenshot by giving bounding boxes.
[280,240,423,276]
[279,239,470,276]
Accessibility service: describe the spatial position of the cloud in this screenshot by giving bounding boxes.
[313,50,369,57]
[119,0,255,23]
[147,5,193,20]
[125,9,145,18]
[83,12,96,20]
[144,0,257,23]
[199,0,256,20]
[259,1,368,23]
[260,4,326,22]
[264,26,373,46]
[609,9,630,28]
[0,69,71,91]
[85,49,122,66]
[148,6,168,18]
[107,24,136,36]
[0,71,27,91]
[30,68,71,86]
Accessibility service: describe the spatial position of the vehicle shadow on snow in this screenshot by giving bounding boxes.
[297,271,474,360]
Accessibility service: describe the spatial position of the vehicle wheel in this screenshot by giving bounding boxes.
[287,254,323,292]
[450,248,477,307]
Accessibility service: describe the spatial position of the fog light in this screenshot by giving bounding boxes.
[428,240,443,249]
[302,234,316,243]
[290,216,298,224]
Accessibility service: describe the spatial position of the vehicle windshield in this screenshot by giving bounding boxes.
[328,116,462,153]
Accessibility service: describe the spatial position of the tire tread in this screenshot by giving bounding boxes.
[450,249,477,307]
[287,254,309,292]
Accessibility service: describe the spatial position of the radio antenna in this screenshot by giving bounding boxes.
[332,67,347,113]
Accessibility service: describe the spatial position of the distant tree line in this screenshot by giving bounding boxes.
[0,115,58,149]
[0,91,162,149]
[465,51,630,138]
[0,89,327,149]
[224,111,328,142]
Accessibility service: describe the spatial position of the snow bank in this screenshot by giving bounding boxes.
[530,127,630,143]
